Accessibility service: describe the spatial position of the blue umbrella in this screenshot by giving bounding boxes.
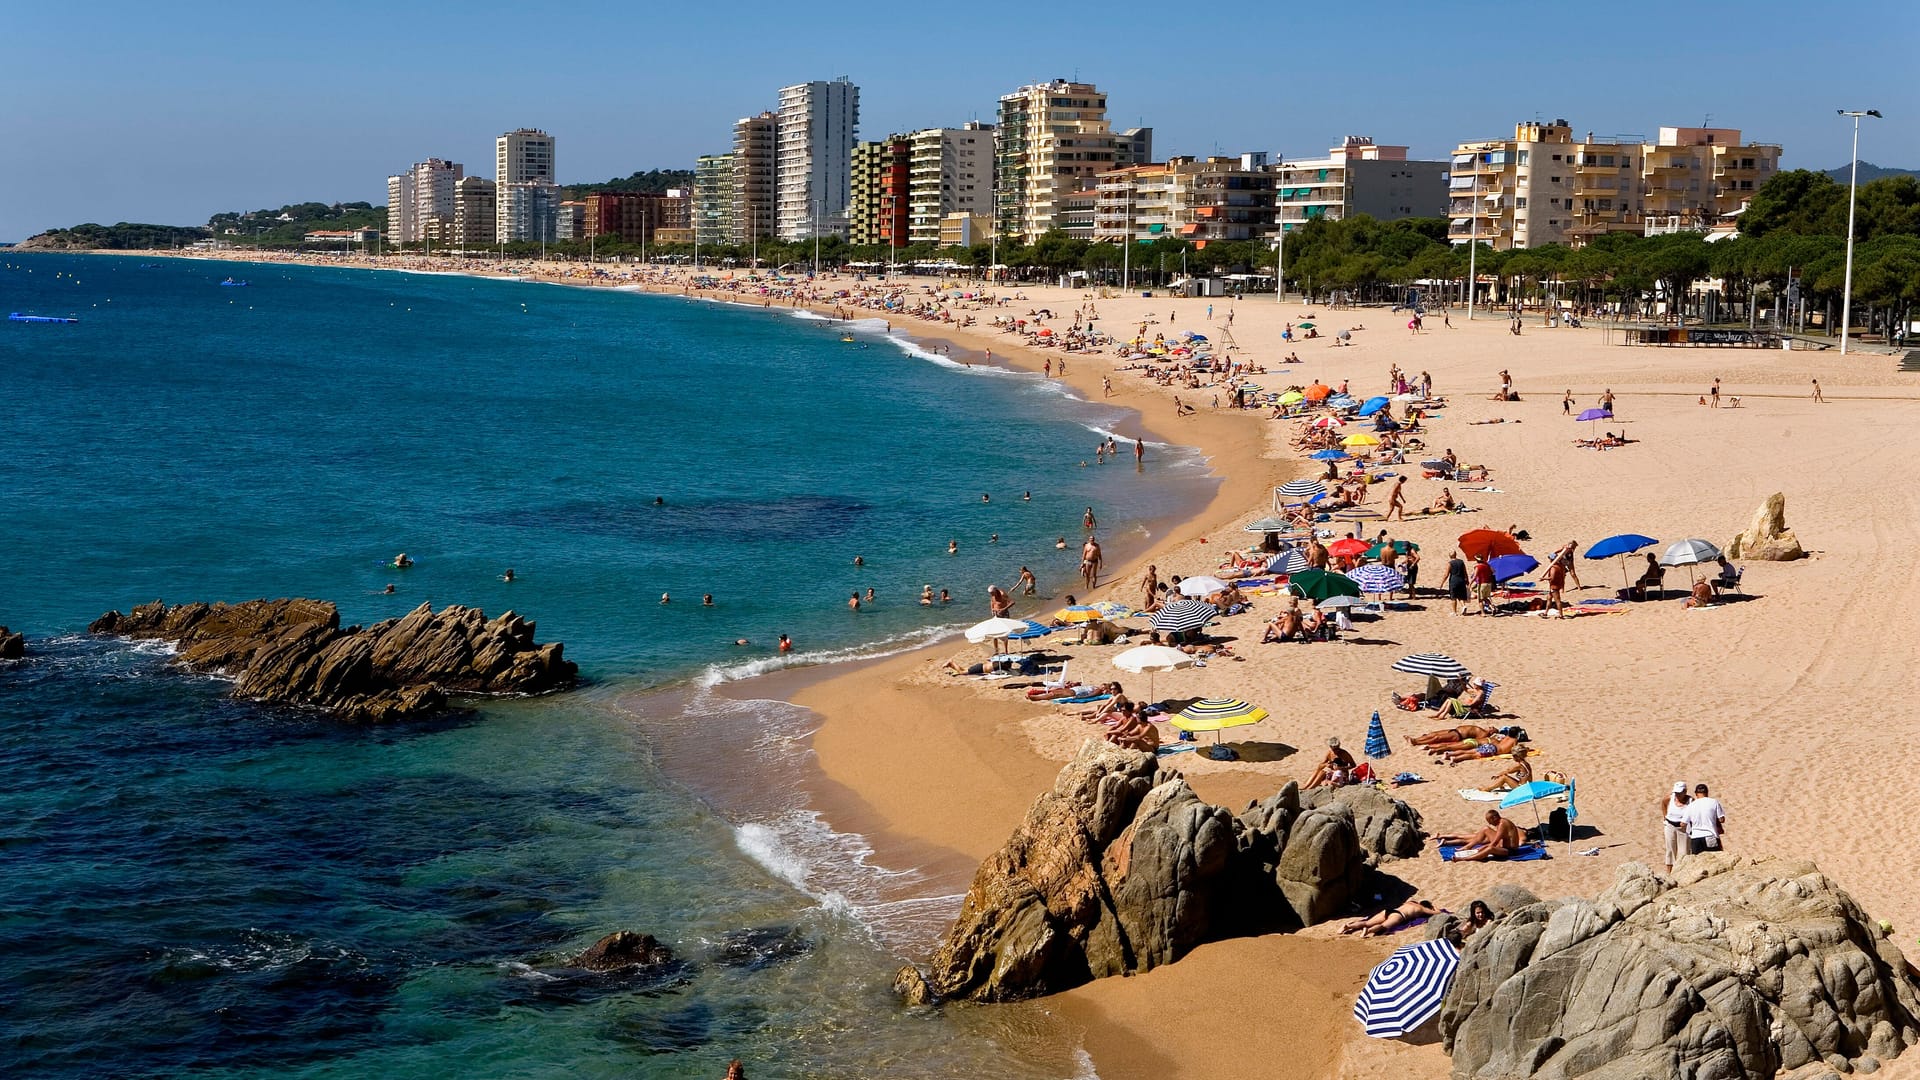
[1501,778,1568,849]
[1354,939,1460,1037]
[1310,449,1351,461]
[1488,553,1538,584]
[1348,564,1406,595]
[1357,395,1391,417]
[1584,534,1657,559]
[1005,620,1053,640]
[1364,710,1391,759]
[1575,407,1612,422]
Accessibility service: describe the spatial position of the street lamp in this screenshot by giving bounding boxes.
[1274,158,1285,305]
[1836,108,1882,355]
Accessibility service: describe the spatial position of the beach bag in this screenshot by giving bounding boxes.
[1395,694,1421,712]
[1545,807,1571,842]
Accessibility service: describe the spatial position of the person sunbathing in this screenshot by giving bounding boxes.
[1479,746,1533,791]
[1104,710,1160,752]
[1262,603,1305,643]
[1304,737,1355,788]
[1427,680,1491,719]
[1436,733,1523,763]
[1408,723,1497,747]
[1341,899,1441,937]
[1028,680,1116,701]
[1422,488,1458,514]
[1438,810,1525,862]
[1683,579,1715,609]
[1080,695,1132,724]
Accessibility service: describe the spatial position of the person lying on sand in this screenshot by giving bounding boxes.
[1408,723,1497,747]
[1437,810,1525,862]
[1028,680,1117,701]
[1480,747,1533,791]
[1341,899,1440,937]
[1435,733,1524,763]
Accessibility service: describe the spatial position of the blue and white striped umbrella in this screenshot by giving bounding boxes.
[1150,598,1217,633]
[1277,478,1325,500]
[1354,938,1460,1037]
[1348,564,1406,593]
[1267,548,1310,575]
[1390,653,1470,680]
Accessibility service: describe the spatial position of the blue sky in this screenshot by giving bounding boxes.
[3,0,1914,240]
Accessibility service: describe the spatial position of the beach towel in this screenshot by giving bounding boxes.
[1577,597,1624,606]
[1465,486,1504,493]
[1440,842,1548,862]
[1056,694,1112,705]
[1155,744,1198,756]
[1458,788,1506,802]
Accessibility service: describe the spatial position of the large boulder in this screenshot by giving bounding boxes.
[0,626,23,659]
[1302,783,1427,863]
[88,598,576,721]
[1727,491,1807,561]
[912,743,1369,1002]
[1440,856,1920,1079]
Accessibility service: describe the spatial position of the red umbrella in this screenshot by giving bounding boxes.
[1458,529,1523,561]
[1328,537,1370,558]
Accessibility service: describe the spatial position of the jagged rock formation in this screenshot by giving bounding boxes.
[1301,783,1427,864]
[0,626,23,660]
[902,742,1391,1002]
[1727,491,1807,561]
[1441,856,1920,1079]
[88,598,576,721]
[566,931,675,974]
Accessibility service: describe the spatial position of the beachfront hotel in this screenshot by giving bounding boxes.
[497,180,560,243]
[385,158,464,244]
[694,154,734,247]
[495,128,556,242]
[1092,155,1278,248]
[907,124,994,245]
[994,80,1126,244]
[775,78,861,241]
[583,190,691,246]
[730,112,778,245]
[1274,137,1448,235]
[1448,119,1781,249]
[849,136,911,248]
[451,176,495,249]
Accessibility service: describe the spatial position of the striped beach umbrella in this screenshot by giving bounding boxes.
[1354,938,1460,1037]
[1310,415,1347,430]
[1364,710,1391,759]
[1267,548,1310,575]
[1391,654,1470,680]
[1150,599,1216,634]
[1170,699,1270,744]
[1244,515,1294,533]
[1005,619,1053,640]
[1277,479,1326,500]
[1348,564,1406,594]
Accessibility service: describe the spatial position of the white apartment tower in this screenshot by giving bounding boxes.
[775,78,860,240]
[495,128,556,241]
[384,158,464,244]
[907,123,993,245]
[386,172,416,244]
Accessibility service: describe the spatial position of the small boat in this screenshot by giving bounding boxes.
[220,278,250,287]
[9,313,78,324]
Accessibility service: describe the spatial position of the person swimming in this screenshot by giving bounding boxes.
[383,584,395,594]
[501,568,515,582]
[654,496,665,506]
[778,634,792,653]
[393,553,414,568]
[702,594,714,607]
[853,555,865,566]
[660,592,671,604]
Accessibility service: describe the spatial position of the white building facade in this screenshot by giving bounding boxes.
[775,78,860,240]
[907,123,992,245]
[495,128,556,241]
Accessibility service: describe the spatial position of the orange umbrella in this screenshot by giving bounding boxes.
[1304,382,1332,402]
[1458,529,1524,560]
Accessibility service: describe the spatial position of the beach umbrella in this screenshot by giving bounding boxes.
[1342,433,1381,449]
[1458,529,1524,561]
[1349,564,1406,594]
[1364,539,1419,560]
[1489,553,1539,583]
[1327,394,1357,410]
[1585,533,1659,589]
[1364,710,1391,759]
[1310,415,1347,430]
[964,617,1027,643]
[1295,321,1317,330]
[1278,478,1325,499]
[1354,939,1460,1038]
[1244,515,1293,532]
[1170,698,1270,745]
[1087,600,1133,619]
[1267,549,1310,575]
[1575,407,1611,422]
[1661,538,1722,585]
[1357,396,1391,417]
[1310,449,1351,462]
[1304,383,1332,402]
[1276,390,1305,405]
[1317,594,1365,610]
[1006,619,1053,640]
[1052,605,1107,623]
[1151,599,1217,634]
[1286,568,1363,601]
[1392,654,1470,680]
[1111,643,1195,703]
[1501,779,1570,849]
[1178,575,1230,597]
[1327,538,1370,558]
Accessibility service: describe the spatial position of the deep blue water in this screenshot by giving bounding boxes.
[0,254,1210,1078]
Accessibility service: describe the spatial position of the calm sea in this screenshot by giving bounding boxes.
[0,254,1214,1078]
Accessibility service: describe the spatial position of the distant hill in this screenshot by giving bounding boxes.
[1824,161,1918,183]
[19,222,212,250]
[208,201,385,243]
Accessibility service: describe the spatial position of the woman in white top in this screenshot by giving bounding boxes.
[1660,782,1691,874]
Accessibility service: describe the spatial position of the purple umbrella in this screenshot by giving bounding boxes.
[1489,553,1538,583]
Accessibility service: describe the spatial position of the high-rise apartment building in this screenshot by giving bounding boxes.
[583,191,691,245]
[995,80,1124,243]
[452,177,496,249]
[1448,120,1780,249]
[495,128,556,241]
[732,112,778,244]
[695,154,735,247]
[907,123,992,245]
[554,201,586,241]
[384,158,464,243]
[1117,127,1155,168]
[1274,137,1448,234]
[498,181,561,243]
[775,78,860,240]
[1093,157,1277,247]
[849,137,911,248]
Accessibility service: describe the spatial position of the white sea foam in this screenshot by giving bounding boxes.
[695,623,960,688]
[788,308,833,322]
[887,336,1029,378]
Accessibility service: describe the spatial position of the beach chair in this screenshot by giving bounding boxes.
[1712,564,1744,597]
[1037,661,1071,692]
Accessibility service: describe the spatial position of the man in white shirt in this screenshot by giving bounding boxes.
[1683,783,1726,856]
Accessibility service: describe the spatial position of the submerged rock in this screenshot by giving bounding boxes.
[710,926,811,971]
[909,741,1388,1002]
[88,598,576,721]
[567,931,675,973]
[0,626,22,659]
[1440,856,1920,1079]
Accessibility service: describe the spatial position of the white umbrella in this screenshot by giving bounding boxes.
[1179,575,1230,597]
[1112,644,1196,706]
[964,617,1028,643]
[1660,538,1723,584]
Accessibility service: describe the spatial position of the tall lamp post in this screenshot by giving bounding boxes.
[1274,160,1285,305]
[1837,108,1882,355]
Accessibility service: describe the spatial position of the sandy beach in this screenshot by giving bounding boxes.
[129,248,1920,1078]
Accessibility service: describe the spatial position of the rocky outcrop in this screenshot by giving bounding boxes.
[88,598,576,721]
[567,931,675,974]
[0,626,22,660]
[1301,783,1427,863]
[905,742,1379,1003]
[1440,856,1920,1079]
[1727,491,1807,561]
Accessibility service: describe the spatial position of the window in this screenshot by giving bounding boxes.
[1515,151,1528,165]
[1550,176,1561,184]
[1515,197,1527,209]
[1551,154,1562,161]
[1548,219,1559,226]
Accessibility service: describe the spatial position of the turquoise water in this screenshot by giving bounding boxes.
[0,254,1212,1078]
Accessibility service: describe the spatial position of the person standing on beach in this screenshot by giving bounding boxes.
[1601,389,1615,415]
[1542,550,1568,618]
[1470,553,1494,615]
[1683,784,1725,856]
[1384,477,1407,522]
[987,585,1013,619]
[1081,536,1104,590]
[1710,378,1721,409]
[1043,358,1052,378]
[1134,438,1144,465]
[1103,376,1112,397]
[1812,379,1825,402]
[1660,782,1691,874]
[1140,564,1159,610]
[1563,390,1574,415]
[1554,540,1584,590]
